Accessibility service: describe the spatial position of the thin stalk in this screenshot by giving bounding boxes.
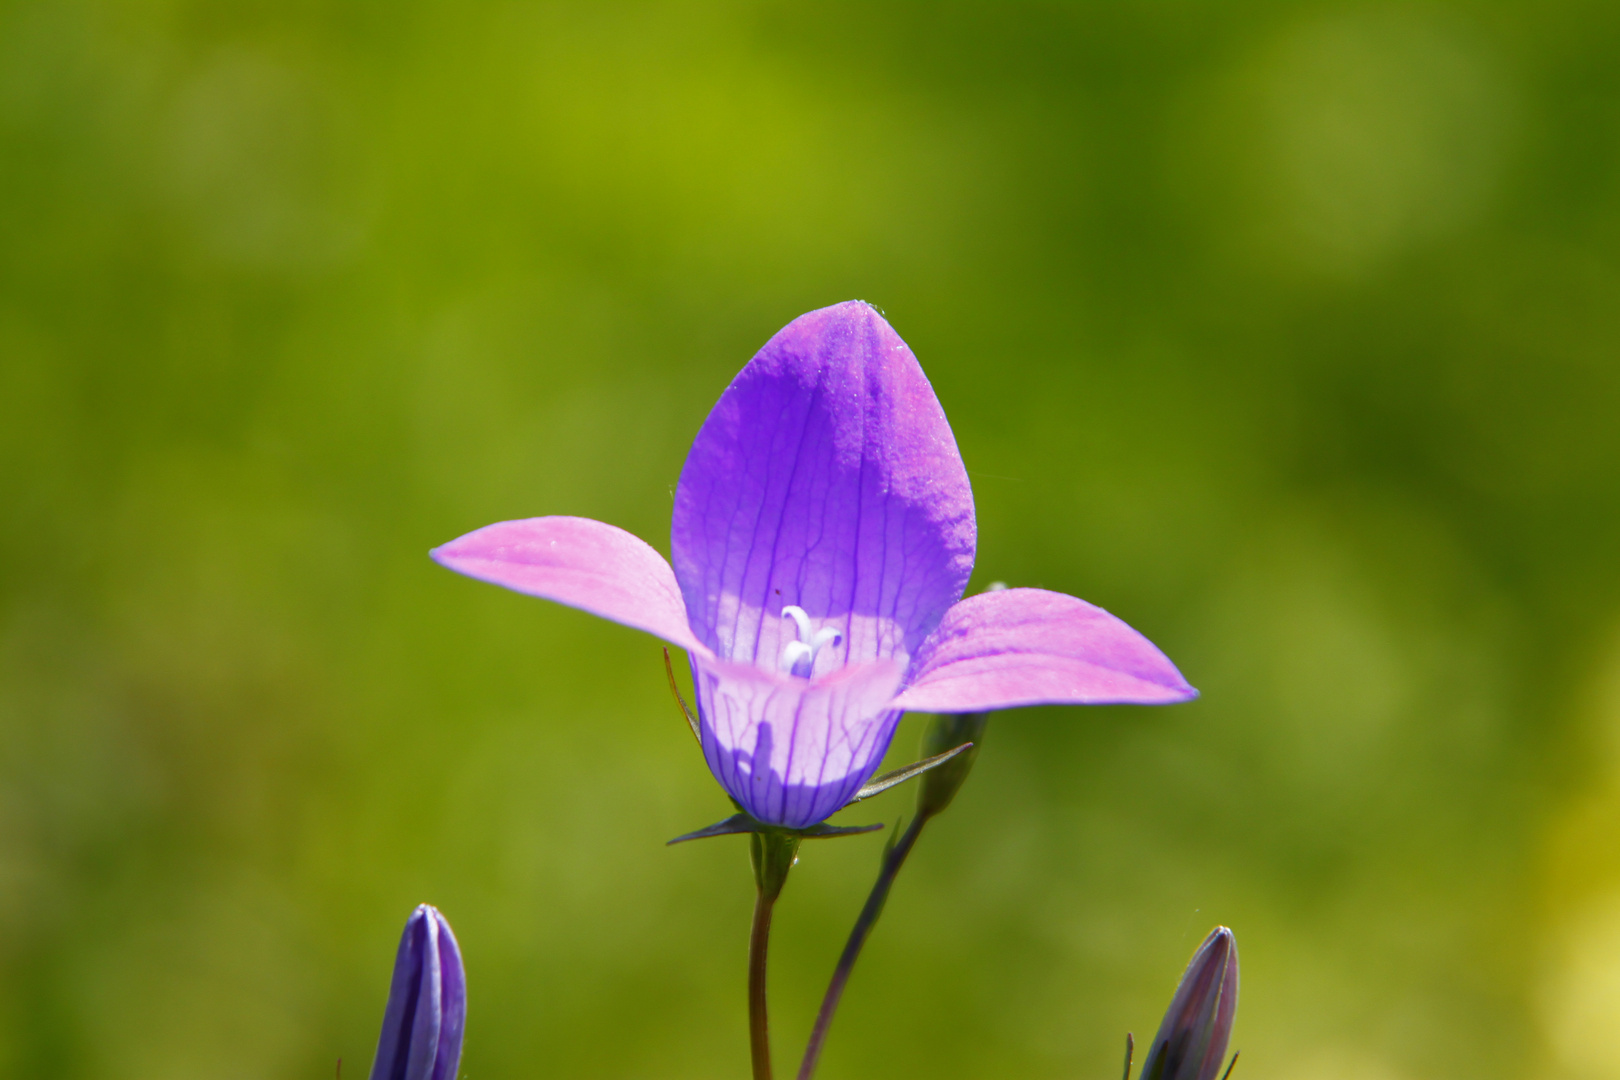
[748,888,777,1080]
[749,830,800,1080]
[795,812,929,1080]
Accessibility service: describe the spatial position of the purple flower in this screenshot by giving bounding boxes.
[369,904,466,1080]
[432,301,1195,828]
[1138,927,1239,1080]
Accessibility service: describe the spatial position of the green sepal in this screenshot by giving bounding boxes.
[666,813,883,846]
[797,821,885,838]
[662,647,701,745]
[666,813,759,845]
[847,741,974,803]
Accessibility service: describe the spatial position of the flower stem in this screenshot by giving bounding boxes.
[749,830,800,1080]
[795,811,929,1080]
[748,889,776,1080]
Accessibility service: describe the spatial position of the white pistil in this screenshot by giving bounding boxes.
[779,605,843,678]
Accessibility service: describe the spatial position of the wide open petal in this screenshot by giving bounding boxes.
[672,301,975,675]
[693,655,905,828]
[891,587,1197,713]
[431,516,706,653]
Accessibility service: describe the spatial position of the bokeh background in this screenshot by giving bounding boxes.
[4,1,1620,1078]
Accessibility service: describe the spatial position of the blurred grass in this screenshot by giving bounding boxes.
[4,1,1620,1078]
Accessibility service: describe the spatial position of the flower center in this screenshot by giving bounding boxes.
[779,606,842,678]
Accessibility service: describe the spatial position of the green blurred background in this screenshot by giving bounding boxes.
[4,1,1620,1078]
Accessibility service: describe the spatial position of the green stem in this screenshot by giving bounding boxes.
[795,812,929,1080]
[795,712,988,1080]
[748,830,800,1080]
[748,888,776,1080]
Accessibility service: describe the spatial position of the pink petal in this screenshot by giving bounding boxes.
[891,587,1197,713]
[431,516,706,654]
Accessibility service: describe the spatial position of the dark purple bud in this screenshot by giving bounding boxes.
[369,904,466,1080]
[1138,927,1238,1080]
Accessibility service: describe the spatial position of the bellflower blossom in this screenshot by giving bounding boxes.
[432,301,1195,828]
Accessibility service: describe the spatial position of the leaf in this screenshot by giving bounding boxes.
[847,742,973,803]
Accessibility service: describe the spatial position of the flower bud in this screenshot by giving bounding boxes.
[370,904,466,1080]
[1138,927,1238,1080]
[916,712,989,819]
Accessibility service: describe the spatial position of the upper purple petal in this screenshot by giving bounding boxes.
[430,516,706,653]
[671,301,975,676]
[890,587,1197,713]
[692,653,905,827]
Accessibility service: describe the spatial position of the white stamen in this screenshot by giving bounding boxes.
[781,605,813,642]
[779,606,843,677]
[781,641,814,673]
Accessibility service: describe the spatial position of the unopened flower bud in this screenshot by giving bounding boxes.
[1138,926,1238,1080]
[916,712,989,819]
[370,904,466,1080]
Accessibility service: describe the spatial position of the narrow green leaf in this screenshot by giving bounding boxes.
[847,742,973,803]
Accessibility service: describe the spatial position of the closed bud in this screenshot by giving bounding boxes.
[370,904,466,1080]
[1138,927,1238,1080]
[916,712,989,819]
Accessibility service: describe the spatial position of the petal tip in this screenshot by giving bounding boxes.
[786,299,900,343]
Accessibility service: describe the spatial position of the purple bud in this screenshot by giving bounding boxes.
[369,904,466,1080]
[1138,927,1238,1080]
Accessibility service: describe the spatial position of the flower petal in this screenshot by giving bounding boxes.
[671,301,975,673]
[891,587,1197,712]
[431,516,706,653]
[692,655,905,828]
